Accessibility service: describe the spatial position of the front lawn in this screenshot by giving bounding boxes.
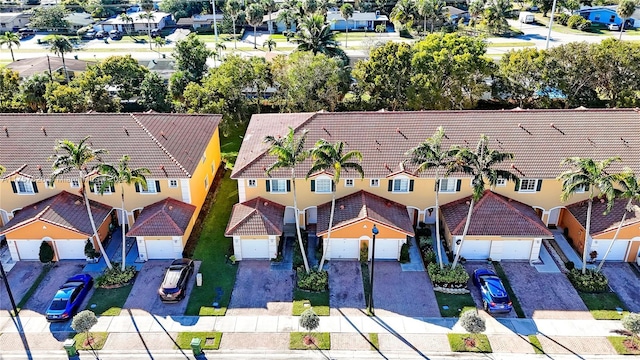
[176,332,222,350]
[578,291,629,320]
[608,336,640,355]
[293,289,329,316]
[528,335,544,354]
[447,333,492,353]
[434,292,476,317]
[84,284,133,316]
[289,332,331,350]
[71,332,108,350]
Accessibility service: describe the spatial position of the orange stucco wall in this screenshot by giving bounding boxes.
[325,219,409,239]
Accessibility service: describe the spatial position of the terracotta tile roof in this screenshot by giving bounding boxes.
[566,198,640,236]
[0,191,112,236]
[440,190,553,237]
[316,190,415,236]
[126,197,196,237]
[225,197,286,236]
[6,56,93,78]
[231,109,640,179]
[0,113,221,180]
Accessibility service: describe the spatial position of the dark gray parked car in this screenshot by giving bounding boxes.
[158,258,194,303]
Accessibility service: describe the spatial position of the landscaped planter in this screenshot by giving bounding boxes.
[433,286,470,294]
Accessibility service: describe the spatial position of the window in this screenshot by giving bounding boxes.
[92,178,111,194]
[268,179,287,193]
[169,179,178,188]
[211,160,216,174]
[496,178,506,187]
[45,180,55,189]
[70,179,80,188]
[609,15,615,22]
[312,178,332,193]
[204,176,209,189]
[247,179,257,187]
[345,179,354,187]
[392,178,409,193]
[439,178,458,193]
[575,184,586,193]
[370,179,380,187]
[594,15,600,21]
[15,179,35,194]
[137,179,159,194]
[518,179,540,192]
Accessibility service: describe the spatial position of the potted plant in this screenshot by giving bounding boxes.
[589,250,598,263]
[229,255,237,265]
[84,239,100,263]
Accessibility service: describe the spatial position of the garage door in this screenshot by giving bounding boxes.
[374,239,401,260]
[241,240,269,259]
[55,240,85,259]
[146,240,177,259]
[497,240,532,260]
[596,240,629,261]
[330,239,359,259]
[459,240,491,260]
[15,241,42,260]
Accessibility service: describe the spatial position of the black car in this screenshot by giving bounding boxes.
[95,30,107,39]
[158,258,194,302]
[109,30,122,39]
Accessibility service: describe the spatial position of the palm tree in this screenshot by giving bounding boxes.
[468,0,484,27]
[51,136,113,270]
[96,155,150,271]
[483,0,511,35]
[340,4,354,47]
[153,36,166,52]
[264,127,311,273]
[139,12,156,50]
[406,127,457,269]
[558,157,620,274]
[617,0,636,40]
[247,3,265,49]
[294,14,346,61]
[119,13,133,35]
[422,0,447,33]
[262,0,277,34]
[415,0,433,34]
[390,0,415,30]
[0,164,5,176]
[0,31,20,62]
[277,7,297,38]
[49,35,73,83]
[596,168,639,271]
[450,135,518,268]
[225,0,242,49]
[307,140,364,271]
[263,38,277,52]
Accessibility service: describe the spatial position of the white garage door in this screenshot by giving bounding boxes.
[596,240,629,261]
[55,240,85,259]
[459,240,491,260]
[374,239,401,260]
[15,241,42,260]
[241,240,270,259]
[146,240,177,259]
[499,240,532,260]
[330,239,359,259]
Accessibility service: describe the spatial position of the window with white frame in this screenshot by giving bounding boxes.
[439,178,457,193]
[345,179,354,187]
[15,178,34,194]
[93,178,111,194]
[496,178,506,187]
[269,179,287,193]
[45,180,55,189]
[370,179,380,187]
[575,184,586,193]
[169,179,178,188]
[138,179,158,193]
[211,160,215,173]
[518,179,539,192]
[315,178,332,193]
[70,179,80,188]
[204,176,209,189]
[248,179,257,187]
[392,177,409,193]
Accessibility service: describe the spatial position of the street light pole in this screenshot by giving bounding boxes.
[367,224,379,316]
[545,0,558,50]
[211,0,219,43]
[0,261,18,316]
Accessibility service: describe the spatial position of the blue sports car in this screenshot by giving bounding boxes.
[472,269,512,314]
[45,274,93,322]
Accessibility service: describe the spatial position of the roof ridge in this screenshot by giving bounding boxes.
[226,206,257,235]
[488,191,552,235]
[130,114,192,178]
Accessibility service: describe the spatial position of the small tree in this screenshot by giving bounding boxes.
[299,308,320,339]
[459,310,486,347]
[622,312,640,347]
[39,241,55,263]
[71,310,99,358]
[84,239,99,260]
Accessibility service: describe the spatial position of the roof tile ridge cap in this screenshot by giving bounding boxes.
[227,208,258,234]
[1,164,29,180]
[259,211,281,235]
[161,205,184,234]
[491,191,551,234]
[130,113,192,178]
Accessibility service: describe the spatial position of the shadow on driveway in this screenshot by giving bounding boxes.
[329,261,365,316]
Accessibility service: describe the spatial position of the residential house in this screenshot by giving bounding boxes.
[227,110,640,264]
[0,12,30,32]
[97,11,172,34]
[326,9,389,31]
[64,12,94,32]
[176,13,223,31]
[576,5,640,28]
[0,113,222,261]
[6,56,92,79]
[445,6,469,23]
[263,9,296,34]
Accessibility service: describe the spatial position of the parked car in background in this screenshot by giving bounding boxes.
[82,30,96,39]
[18,28,36,39]
[472,269,513,314]
[45,274,93,322]
[109,29,122,39]
[95,30,107,39]
[607,23,620,31]
[158,258,194,302]
[150,28,161,38]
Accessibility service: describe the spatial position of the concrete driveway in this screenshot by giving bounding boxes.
[464,262,517,319]
[0,261,44,313]
[20,261,87,316]
[227,261,294,316]
[601,263,640,313]
[328,261,365,316]
[123,260,201,316]
[500,262,592,319]
[372,262,440,317]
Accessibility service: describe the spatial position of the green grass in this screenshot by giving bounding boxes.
[369,333,379,350]
[361,263,371,312]
[16,264,51,311]
[447,333,492,353]
[434,292,476,317]
[84,284,133,316]
[175,332,222,350]
[578,291,629,320]
[533,14,599,35]
[528,335,544,354]
[289,332,331,350]
[71,332,108,350]
[293,289,330,316]
[608,336,640,355]
[492,262,526,318]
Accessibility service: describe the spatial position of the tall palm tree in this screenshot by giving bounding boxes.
[247,3,265,49]
[450,135,518,268]
[307,140,364,271]
[390,0,415,30]
[96,155,150,271]
[264,127,311,273]
[262,0,277,33]
[0,31,20,62]
[415,0,433,34]
[49,35,73,83]
[406,127,457,269]
[421,0,447,33]
[225,0,242,49]
[558,157,620,274]
[294,14,346,61]
[596,168,639,272]
[119,13,133,35]
[139,12,156,50]
[51,136,113,270]
[340,4,354,47]
[468,0,484,27]
[617,0,636,40]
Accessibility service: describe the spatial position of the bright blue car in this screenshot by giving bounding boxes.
[472,269,512,314]
[45,274,93,322]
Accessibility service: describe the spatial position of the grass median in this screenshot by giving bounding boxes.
[84,284,133,316]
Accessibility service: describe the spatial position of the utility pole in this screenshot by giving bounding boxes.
[211,0,219,43]
[545,0,558,50]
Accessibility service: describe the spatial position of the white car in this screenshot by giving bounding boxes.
[607,23,620,31]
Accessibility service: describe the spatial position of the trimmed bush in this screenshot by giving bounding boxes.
[567,14,584,29]
[556,13,569,26]
[460,310,486,334]
[95,265,137,287]
[567,268,608,293]
[84,239,99,259]
[423,249,437,265]
[577,20,591,31]
[565,261,575,271]
[622,313,640,338]
[297,269,328,292]
[360,242,368,264]
[428,263,470,289]
[39,241,54,263]
[399,243,410,263]
[299,308,320,333]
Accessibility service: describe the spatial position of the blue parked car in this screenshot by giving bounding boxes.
[45,274,93,322]
[472,269,512,314]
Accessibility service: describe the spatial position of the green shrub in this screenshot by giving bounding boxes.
[360,242,369,264]
[556,13,569,26]
[399,243,410,263]
[423,249,437,265]
[565,261,575,271]
[292,233,309,269]
[622,313,640,337]
[95,265,137,287]
[567,14,584,29]
[577,19,591,31]
[567,268,608,293]
[299,308,320,333]
[39,241,54,263]
[427,263,469,289]
[460,310,486,334]
[297,269,329,292]
[84,239,99,259]
[418,236,433,251]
